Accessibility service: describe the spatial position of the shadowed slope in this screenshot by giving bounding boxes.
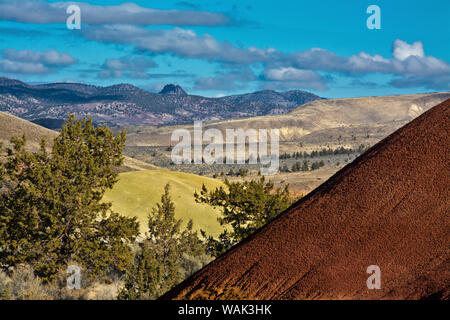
[162,99,450,300]
[0,111,58,151]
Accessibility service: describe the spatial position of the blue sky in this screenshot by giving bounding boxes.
[0,0,449,98]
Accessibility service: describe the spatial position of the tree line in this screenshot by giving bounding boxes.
[279,144,369,160]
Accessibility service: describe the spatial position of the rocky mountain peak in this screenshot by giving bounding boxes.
[159,84,187,96]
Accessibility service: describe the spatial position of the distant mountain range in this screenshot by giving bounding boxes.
[0,77,322,128]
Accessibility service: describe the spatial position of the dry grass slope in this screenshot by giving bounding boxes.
[123,92,450,146]
[0,111,58,151]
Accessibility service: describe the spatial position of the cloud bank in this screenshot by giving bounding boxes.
[1,1,448,92]
[98,56,157,79]
[81,24,450,90]
[0,48,76,74]
[0,0,230,26]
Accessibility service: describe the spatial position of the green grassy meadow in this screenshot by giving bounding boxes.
[103,169,225,236]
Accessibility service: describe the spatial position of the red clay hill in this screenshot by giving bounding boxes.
[162,99,450,300]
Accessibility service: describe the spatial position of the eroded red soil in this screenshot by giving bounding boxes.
[162,99,450,300]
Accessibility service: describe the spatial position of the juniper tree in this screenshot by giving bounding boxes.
[291,161,301,172]
[196,177,292,257]
[118,183,205,300]
[0,116,139,281]
[301,160,309,171]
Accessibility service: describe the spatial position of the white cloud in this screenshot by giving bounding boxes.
[84,24,449,81]
[393,39,424,61]
[0,59,50,74]
[98,55,157,79]
[264,67,321,81]
[0,0,230,26]
[84,25,275,64]
[0,48,76,74]
[83,25,450,90]
[262,67,328,91]
[287,40,449,78]
[2,48,76,66]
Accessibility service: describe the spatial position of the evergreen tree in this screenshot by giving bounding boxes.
[291,161,301,172]
[196,177,292,257]
[301,160,309,171]
[0,116,139,281]
[311,161,321,170]
[118,184,205,299]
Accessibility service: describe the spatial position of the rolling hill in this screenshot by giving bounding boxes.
[123,91,450,147]
[0,111,156,171]
[0,112,224,236]
[117,91,450,198]
[102,169,225,236]
[0,110,58,151]
[161,98,450,300]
